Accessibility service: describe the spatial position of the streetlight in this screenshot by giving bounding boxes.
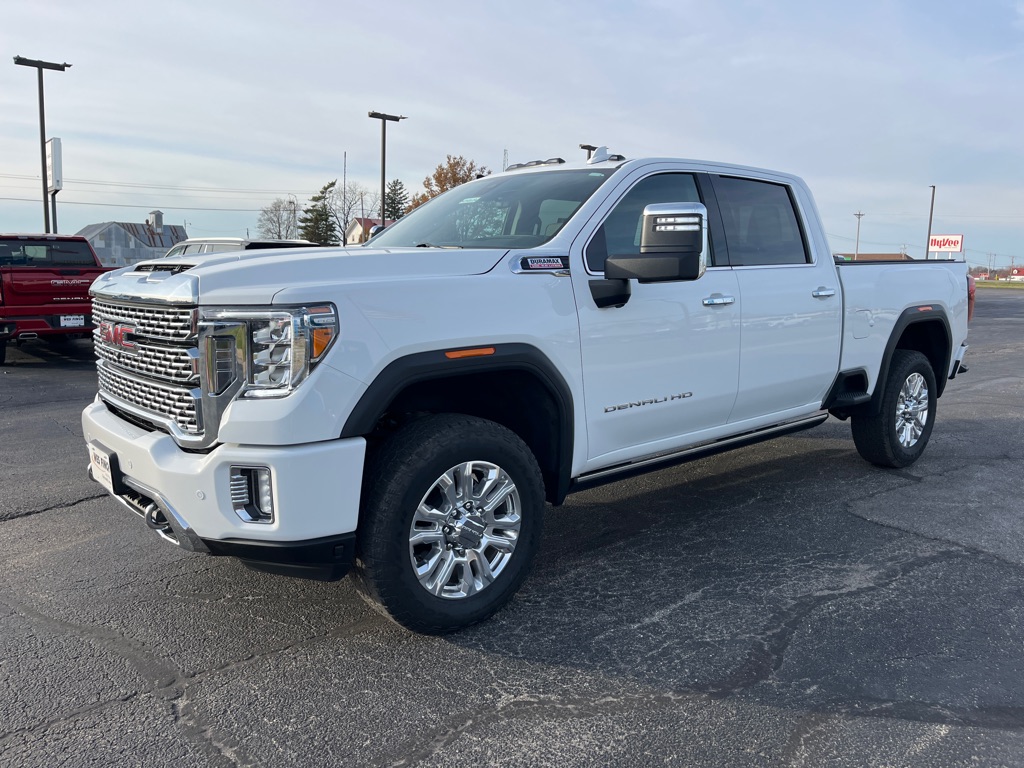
[368,111,406,228]
[854,211,864,260]
[14,56,71,234]
[924,185,936,261]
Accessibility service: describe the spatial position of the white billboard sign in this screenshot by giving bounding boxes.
[46,137,63,193]
[929,234,963,253]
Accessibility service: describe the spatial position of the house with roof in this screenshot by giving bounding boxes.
[345,217,396,245]
[77,211,187,267]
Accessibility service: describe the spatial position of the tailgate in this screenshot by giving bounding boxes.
[0,238,105,309]
[1,267,102,307]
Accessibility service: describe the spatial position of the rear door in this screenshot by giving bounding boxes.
[708,175,842,423]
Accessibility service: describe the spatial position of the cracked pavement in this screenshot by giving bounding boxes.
[0,289,1022,767]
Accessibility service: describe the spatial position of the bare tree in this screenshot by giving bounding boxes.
[328,181,381,243]
[256,196,300,239]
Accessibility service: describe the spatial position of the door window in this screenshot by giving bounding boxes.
[586,173,704,272]
[712,176,809,266]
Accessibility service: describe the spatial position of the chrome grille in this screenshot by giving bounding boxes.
[92,299,195,341]
[93,298,203,439]
[98,363,200,434]
[94,339,197,383]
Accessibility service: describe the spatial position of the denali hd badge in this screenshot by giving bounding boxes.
[520,256,568,271]
[604,392,692,413]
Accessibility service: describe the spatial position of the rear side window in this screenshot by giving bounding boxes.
[712,176,809,266]
[0,239,96,266]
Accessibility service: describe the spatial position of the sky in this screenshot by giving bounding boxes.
[2,0,1022,269]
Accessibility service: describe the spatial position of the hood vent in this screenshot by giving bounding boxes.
[133,263,194,275]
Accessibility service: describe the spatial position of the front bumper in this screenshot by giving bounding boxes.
[82,398,366,579]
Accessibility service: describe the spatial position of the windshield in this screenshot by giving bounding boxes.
[367,168,617,249]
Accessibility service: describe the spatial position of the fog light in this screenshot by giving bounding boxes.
[229,466,274,523]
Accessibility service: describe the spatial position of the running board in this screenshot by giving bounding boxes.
[571,413,829,494]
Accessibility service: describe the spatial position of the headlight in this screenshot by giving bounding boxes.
[200,304,337,398]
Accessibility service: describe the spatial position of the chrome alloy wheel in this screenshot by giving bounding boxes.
[895,372,930,448]
[408,461,522,599]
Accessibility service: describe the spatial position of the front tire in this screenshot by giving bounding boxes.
[851,349,937,468]
[356,414,545,634]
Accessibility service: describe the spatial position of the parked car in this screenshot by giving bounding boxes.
[164,237,315,258]
[0,233,111,364]
[83,149,969,633]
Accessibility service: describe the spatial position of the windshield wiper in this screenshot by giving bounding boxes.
[414,242,463,249]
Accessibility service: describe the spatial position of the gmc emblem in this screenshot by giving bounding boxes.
[98,321,137,351]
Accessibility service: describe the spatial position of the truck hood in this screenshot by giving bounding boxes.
[90,246,508,305]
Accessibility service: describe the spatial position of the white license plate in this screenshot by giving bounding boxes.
[60,315,85,328]
[89,442,116,495]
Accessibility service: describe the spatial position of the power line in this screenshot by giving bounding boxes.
[827,232,1019,262]
[0,172,315,195]
[0,196,261,212]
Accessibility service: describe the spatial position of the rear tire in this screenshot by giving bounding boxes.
[355,414,545,634]
[851,350,937,468]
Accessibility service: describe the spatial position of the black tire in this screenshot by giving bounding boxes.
[355,414,545,634]
[0,340,6,365]
[851,349,937,468]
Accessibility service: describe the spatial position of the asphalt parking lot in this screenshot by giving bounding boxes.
[1,289,1022,768]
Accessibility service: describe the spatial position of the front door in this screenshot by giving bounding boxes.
[570,171,742,469]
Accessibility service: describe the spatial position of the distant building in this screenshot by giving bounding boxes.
[77,211,187,267]
[834,252,917,262]
[345,217,395,245]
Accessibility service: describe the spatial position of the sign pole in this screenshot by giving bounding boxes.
[924,185,936,260]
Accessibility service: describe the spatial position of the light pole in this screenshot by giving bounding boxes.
[854,211,864,260]
[368,111,406,227]
[14,56,71,234]
[924,185,936,260]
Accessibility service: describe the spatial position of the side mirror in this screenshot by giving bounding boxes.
[367,224,386,239]
[604,202,708,283]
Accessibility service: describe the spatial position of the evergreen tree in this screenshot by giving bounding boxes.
[384,179,410,221]
[298,181,341,246]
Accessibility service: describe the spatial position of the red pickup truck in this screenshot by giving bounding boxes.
[0,234,110,364]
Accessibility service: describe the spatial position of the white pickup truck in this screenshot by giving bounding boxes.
[83,149,969,633]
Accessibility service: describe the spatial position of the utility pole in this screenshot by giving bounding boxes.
[13,56,71,234]
[368,111,406,227]
[854,211,864,260]
[924,185,936,261]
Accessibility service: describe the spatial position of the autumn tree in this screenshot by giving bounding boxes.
[299,181,341,246]
[384,179,410,221]
[256,196,300,239]
[407,155,490,212]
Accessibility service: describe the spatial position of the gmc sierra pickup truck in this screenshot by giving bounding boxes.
[0,234,109,364]
[83,149,969,633]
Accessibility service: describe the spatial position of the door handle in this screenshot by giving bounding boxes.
[702,294,735,306]
[812,287,836,298]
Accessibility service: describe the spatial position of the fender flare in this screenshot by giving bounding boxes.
[341,343,575,504]
[871,306,952,414]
